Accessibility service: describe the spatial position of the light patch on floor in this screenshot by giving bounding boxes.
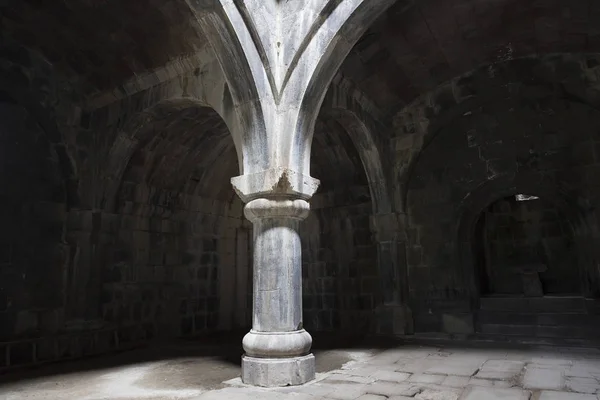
[2,341,600,400]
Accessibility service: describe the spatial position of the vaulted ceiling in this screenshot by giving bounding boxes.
[341,0,600,114]
[1,1,208,97]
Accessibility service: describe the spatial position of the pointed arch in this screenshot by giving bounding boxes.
[101,98,238,211]
[187,0,269,174]
[292,0,397,174]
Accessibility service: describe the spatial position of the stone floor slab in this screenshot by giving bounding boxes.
[356,395,387,400]
[475,360,525,380]
[523,367,565,390]
[468,378,513,388]
[370,370,411,383]
[565,376,600,394]
[442,376,471,388]
[537,391,597,400]
[320,383,368,400]
[415,388,460,400]
[459,386,531,400]
[3,339,600,400]
[425,363,481,377]
[365,382,421,397]
[410,373,447,384]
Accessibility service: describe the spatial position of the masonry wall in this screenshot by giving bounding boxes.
[0,102,70,368]
[391,55,600,334]
[301,188,379,334]
[482,196,578,296]
[101,182,244,343]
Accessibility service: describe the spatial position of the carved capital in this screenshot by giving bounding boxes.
[244,198,310,222]
[231,168,320,203]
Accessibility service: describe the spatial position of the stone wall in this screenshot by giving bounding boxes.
[481,196,578,296]
[301,191,378,334]
[0,102,69,362]
[392,54,600,334]
[300,117,381,335]
[99,181,244,341]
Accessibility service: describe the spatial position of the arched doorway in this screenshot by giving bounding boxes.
[467,192,600,342]
[473,194,580,298]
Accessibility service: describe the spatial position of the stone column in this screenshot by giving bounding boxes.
[370,213,413,335]
[241,198,314,386]
[232,169,320,387]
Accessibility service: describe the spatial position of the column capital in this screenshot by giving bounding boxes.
[245,198,310,222]
[231,168,320,203]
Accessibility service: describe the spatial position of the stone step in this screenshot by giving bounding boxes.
[476,311,598,327]
[469,333,600,348]
[477,323,600,339]
[479,296,586,313]
[398,332,600,349]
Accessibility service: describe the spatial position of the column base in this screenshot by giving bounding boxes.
[241,353,315,387]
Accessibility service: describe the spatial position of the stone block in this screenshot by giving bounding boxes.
[323,383,368,400]
[537,392,597,400]
[357,395,387,400]
[565,376,600,394]
[468,378,512,388]
[416,389,460,400]
[442,375,470,388]
[396,359,436,374]
[475,360,524,380]
[324,373,373,385]
[459,386,530,400]
[15,310,38,335]
[371,370,411,383]
[9,342,33,366]
[409,373,446,384]
[523,367,565,390]
[427,361,480,377]
[241,354,315,387]
[441,313,474,334]
[366,382,421,397]
[35,338,56,362]
[0,344,6,367]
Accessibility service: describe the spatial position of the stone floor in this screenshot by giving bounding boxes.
[2,335,600,400]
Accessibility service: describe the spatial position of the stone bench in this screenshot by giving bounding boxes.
[510,263,548,297]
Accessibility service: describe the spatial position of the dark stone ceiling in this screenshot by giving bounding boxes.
[1,0,207,96]
[3,0,599,122]
[341,0,600,114]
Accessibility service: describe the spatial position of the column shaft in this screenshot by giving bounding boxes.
[241,198,315,387]
[252,217,302,332]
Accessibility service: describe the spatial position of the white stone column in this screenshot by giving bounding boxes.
[232,169,319,387]
[241,197,314,387]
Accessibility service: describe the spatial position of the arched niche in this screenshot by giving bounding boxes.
[456,175,598,305]
[471,193,580,298]
[99,101,248,343]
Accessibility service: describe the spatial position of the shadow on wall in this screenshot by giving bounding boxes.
[301,117,380,335]
[400,55,600,334]
[472,194,580,297]
[0,101,70,358]
[96,102,248,349]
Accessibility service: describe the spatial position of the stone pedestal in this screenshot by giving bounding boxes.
[241,197,315,387]
[512,263,547,297]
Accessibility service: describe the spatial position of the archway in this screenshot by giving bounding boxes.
[454,176,599,341]
[472,194,580,298]
[400,57,600,335]
[301,116,378,334]
[99,101,247,346]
